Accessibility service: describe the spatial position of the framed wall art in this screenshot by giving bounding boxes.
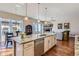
[64,23,70,29]
[58,23,62,29]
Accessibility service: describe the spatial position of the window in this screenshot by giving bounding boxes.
[32,23,43,34]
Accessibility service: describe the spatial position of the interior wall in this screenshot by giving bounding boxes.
[0,11,35,25]
[52,18,79,37]
[0,11,37,32]
[0,11,25,20]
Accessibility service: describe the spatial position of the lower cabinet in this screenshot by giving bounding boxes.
[48,36,54,49]
[23,41,34,56]
[24,47,34,56]
[14,35,56,56]
[44,37,49,53]
[75,44,79,56]
[15,41,34,56]
[15,43,23,56]
[75,35,79,56]
[44,35,56,53]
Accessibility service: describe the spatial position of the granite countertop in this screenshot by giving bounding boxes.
[13,32,56,44]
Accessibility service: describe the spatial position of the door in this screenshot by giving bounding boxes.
[1,21,10,48]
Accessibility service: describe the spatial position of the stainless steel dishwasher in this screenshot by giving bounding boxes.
[34,38,44,56]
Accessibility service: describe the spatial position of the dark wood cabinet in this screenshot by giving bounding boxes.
[62,31,70,41]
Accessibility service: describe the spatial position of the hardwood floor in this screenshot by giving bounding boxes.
[43,37,74,56]
[0,48,13,56]
[0,37,74,56]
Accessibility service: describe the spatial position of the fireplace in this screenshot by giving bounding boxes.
[25,25,32,35]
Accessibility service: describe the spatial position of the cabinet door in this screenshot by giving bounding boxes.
[16,43,23,56]
[44,37,49,53]
[23,41,34,56]
[48,36,54,48]
[54,36,57,45]
[44,36,56,53]
[51,36,55,46]
[24,46,34,56]
[48,36,56,49]
[48,39,52,49]
[51,36,57,46]
[75,43,79,56]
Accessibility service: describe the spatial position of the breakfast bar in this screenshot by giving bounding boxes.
[13,33,57,56]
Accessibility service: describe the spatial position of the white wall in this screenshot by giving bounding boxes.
[52,18,79,37]
[0,3,26,16]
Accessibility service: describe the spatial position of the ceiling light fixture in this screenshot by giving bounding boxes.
[44,7,48,24]
[37,20,40,22]
[44,21,47,24]
[24,3,28,21]
[24,17,28,20]
[37,3,40,22]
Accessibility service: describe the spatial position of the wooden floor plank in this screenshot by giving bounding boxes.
[43,38,74,56]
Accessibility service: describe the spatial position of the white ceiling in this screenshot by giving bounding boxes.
[27,3,79,21]
[0,3,79,21]
[0,3,27,16]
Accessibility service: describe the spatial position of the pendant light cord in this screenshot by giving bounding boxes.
[37,3,40,35]
[38,3,40,21]
[45,7,47,21]
[26,3,27,17]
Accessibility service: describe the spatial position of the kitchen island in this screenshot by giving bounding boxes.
[13,33,57,56]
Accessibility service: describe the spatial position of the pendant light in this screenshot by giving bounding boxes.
[44,7,48,24]
[37,3,40,35]
[37,3,40,23]
[24,3,28,21]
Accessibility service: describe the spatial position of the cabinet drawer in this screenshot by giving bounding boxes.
[24,41,34,48]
